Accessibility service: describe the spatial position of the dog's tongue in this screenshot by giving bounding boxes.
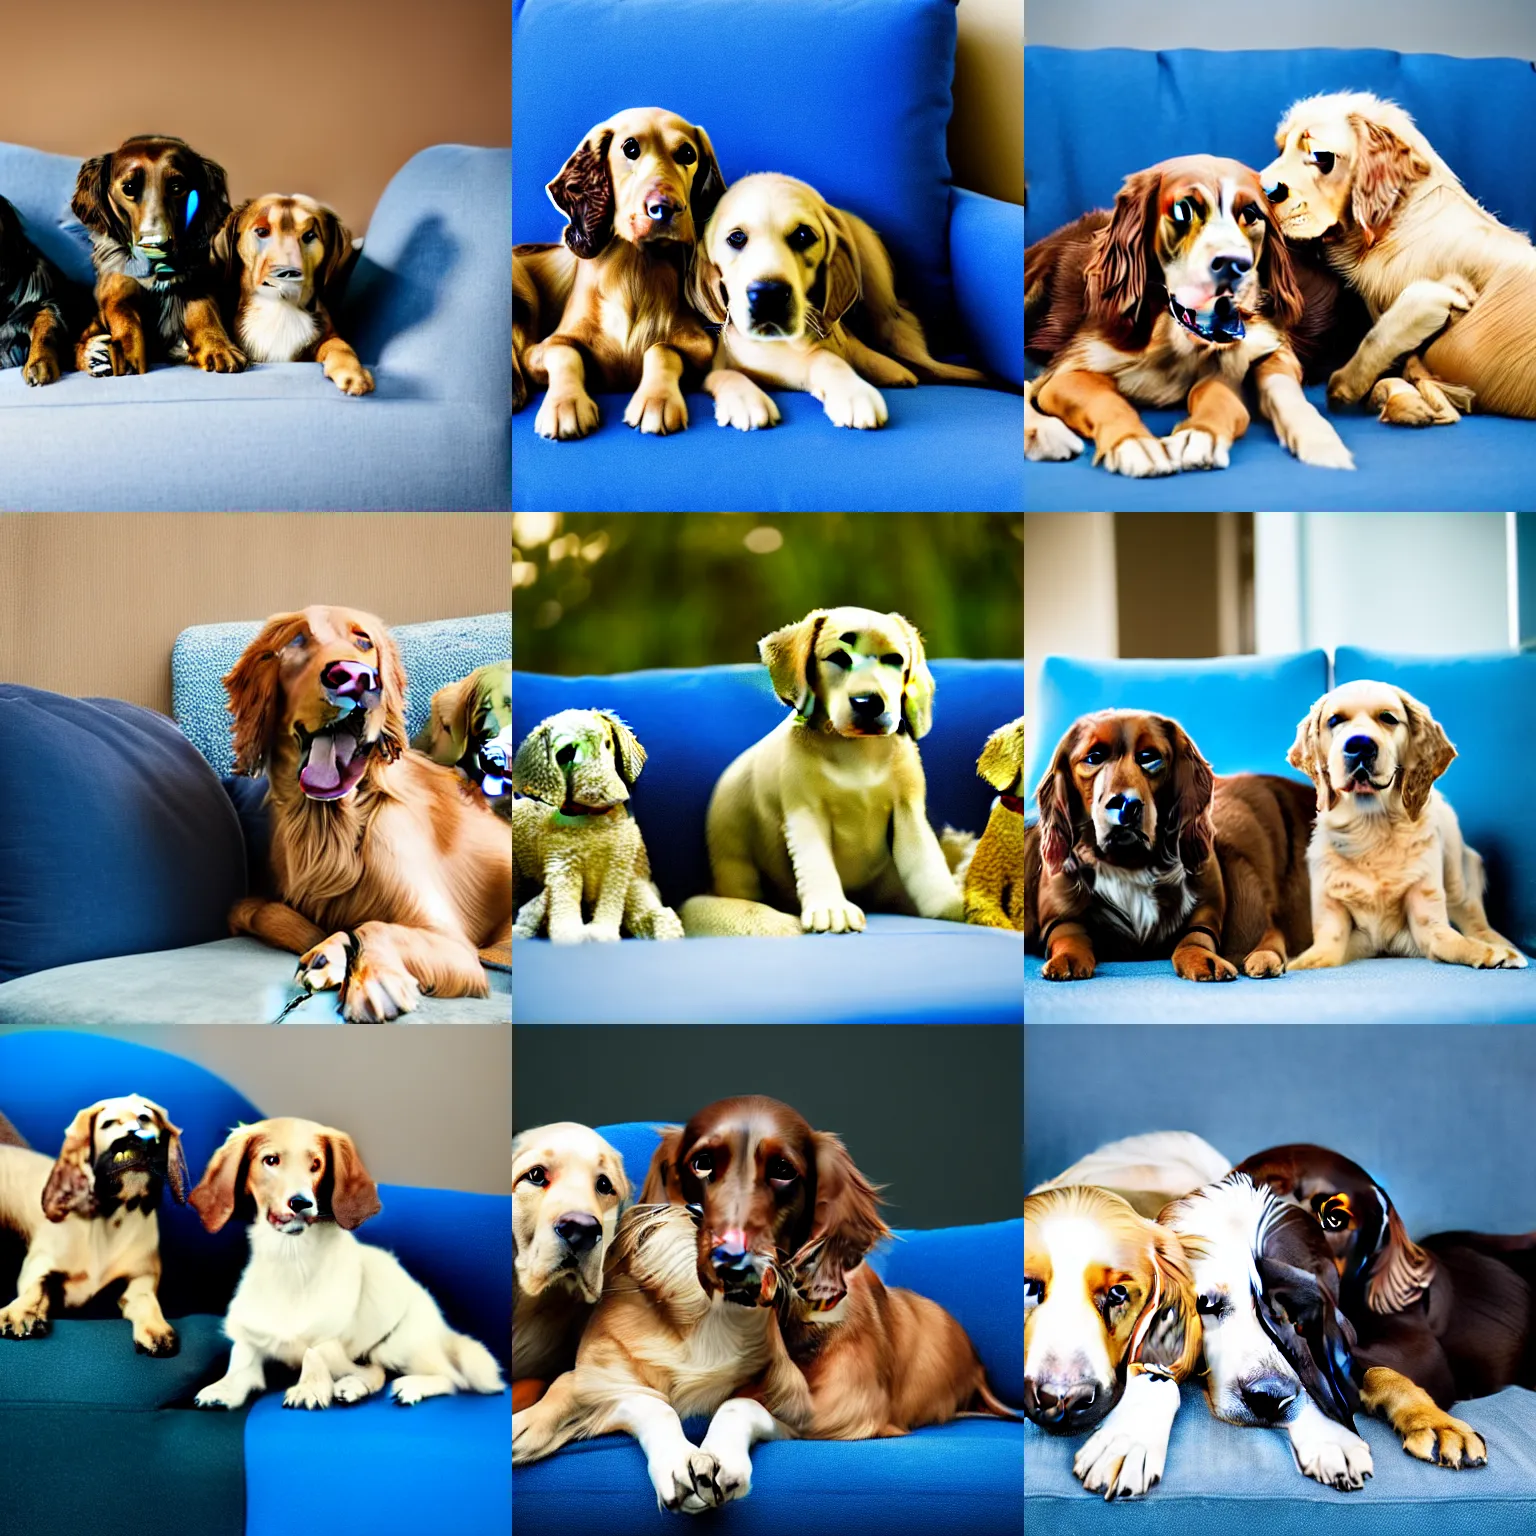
[299,730,356,795]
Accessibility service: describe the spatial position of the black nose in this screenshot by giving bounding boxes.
[746,280,792,320]
[1210,252,1253,286]
[1240,1377,1298,1422]
[849,693,884,719]
[710,1241,756,1277]
[288,1194,313,1213]
[1023,1377,1098,1427]
[1343,735,1378,766]
[1266,180,1289,204]
[554,1213,601,1255]
[646,197,677,223]
[1104,792,1142,827]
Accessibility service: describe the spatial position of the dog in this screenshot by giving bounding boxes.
[513,107,725,438]
[223,606,513,1021]
[1286,680,1526,971]
[966,716,1025,930]
[0,195,84,385]
[1264,92,1536,422]
[686,173,992,431]
[189,1117,504,1409]
[0,1096,188,1354]
[510,709,683,943]
[514,1096,1013,1513]
[212,194,372,394]
[71,134,243,377]
[1032,710,1315,981]
[414,661,513,816]
[679,607,963,938]
[512,1122,631,1410]
[1025,155,1353,474]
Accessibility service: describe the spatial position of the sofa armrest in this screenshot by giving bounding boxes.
[948,188,1024,386]
[346,144,511,408]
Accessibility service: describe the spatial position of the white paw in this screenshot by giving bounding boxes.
[194,1381,248,1410]
[535,390,600,440]
[801,901,866,934]
[714,385,780,431]
[624,386,688,435]
[1484,943,1528,969]
[333,1374,373,1404]
[1291,1422,1373,1490]
[1163,427,1230,471]
[1025,411,1084,462]
[283,1379,333,1410]
[652,1449,727,1514]
[1101,435,1176,477]
[1285,947,1343,972]
[1287,415,1355,470]
[1071,1371,1178,1500]
[390,1377,429,1405]
[583,921,622,943]
[822,377,888,429]
[85,336,113,378]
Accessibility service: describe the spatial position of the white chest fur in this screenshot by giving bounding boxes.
[1093,864,1194,945]
[239,292,321,363]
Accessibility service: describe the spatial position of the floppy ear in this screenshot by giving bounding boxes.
[789,1132,890,1311]
[1350,114,1430,247]
[689,125,726,235]
[223,614,300,776]
[373,624,410,764]
[188,1126,261,1233]
[41,1103,104,1221]
[639,1127,685,1204]
[417,674,475,762]
[209,200,247,281]
[1259,210,1305,331]
[512,720,563,804]
[686,242,729,325]
[1289,699,1338,813]
[1365,1193,1437,1314]
[145,1100,190,1206]
[1035,723,1082,874]
[978,716,1026,791]
[818,204,864,326]
[1130,1223,1202,1381]
[1399,689,1455,820]
[760,611,828,718]
[321,1131,381,1230]
[1162,719,1215,867]
[195,153,233,238]
[1255,1251,1361,1428]
[71,154,116,237]
[319,205,359,298]
[890,613,935,738]
[1086,167,1160,329]
[547,126,615,259]
[597,711,646,786]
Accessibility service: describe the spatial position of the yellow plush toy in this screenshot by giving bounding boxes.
[964,716,1025,931]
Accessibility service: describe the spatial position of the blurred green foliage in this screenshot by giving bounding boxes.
[512,513,1023,675]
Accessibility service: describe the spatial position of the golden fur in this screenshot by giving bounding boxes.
[223,605,512,1021]
[1286,680,1526,971]
[966,716,1025,930]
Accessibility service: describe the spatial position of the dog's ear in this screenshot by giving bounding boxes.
[686,242,729,325]
[596,711,646,786]
[1131,1222,1202,1380]
[817,204,864,326]
[224,613,302,775]
[1259,208,1305,331]
[760,611,828,718]
[1349,114,1430,247]
[789,1132,890,1312]
[417,673,476,763]
[373,622,410,764]
[689,125,726,236]
[1399,689,1455,820]
[41,1103,104,1221]
[978,716,1026,792]
[144,1099,190,1206]
[512,719,565,805]
[547,126,615,260]
[71,154,117,237]
[1255,1250,1360,1428]
[1365,1189,1437,1313]
[188,1126,261,1233]
[1086,167,1160,331]
[1035,722,1082,874]
[319,204,360,299]
[209,200,248,282]
[1162,718,1215,867]
[321,1131,381,1230]
[1289,697,1338,813]
[639,1127,685,1203]
[192,152,232,247]
[890,613,936,739]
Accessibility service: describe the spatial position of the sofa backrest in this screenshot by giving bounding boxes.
[0,140,94,286]
[1025,47,1536,243]
[514,0,965,327]
[513,658,1025,908]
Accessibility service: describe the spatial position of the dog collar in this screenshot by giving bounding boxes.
[1169,294,1245,344]
[999,793,1023,814]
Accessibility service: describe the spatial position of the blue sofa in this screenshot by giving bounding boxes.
[512,659,1025,1023]
[1024,1023,1536,1535]
[1025,47,1536,511]
[1023,647,1536,1023]
[0,1031,510,1536]
[514,1119,1022,1535]
[0,139,510,510]
[0,613,510,1025]
[512,0,1023,512]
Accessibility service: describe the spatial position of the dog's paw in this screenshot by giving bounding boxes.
[624,384,688,435]
[1163,427,1230,471]
[1025,410,1084,462]
[1327,363,1373,409]
[1041,951,1094,981]
[821,376,888,430]
[191,336,246,374]
[194,1380,248,1410]
[134,1323,179,1357]
[1371,377,1443,426]
[801,900,866,934]
[83,335,114,378]
[1243,948,1285,979]
[1286,947,1342,972]
[535,389,600,440]
[1400,1410,1486,1468]
[1285,414,1355,469]
[329,361,374,396]
[333,1374,374,1405]
[1174,948,1238,982]
[297,933,351,992]
[713,380,780,431]
[654,1449,727,1514]
[1482,942,1528,970]
[1292,1423,1373,1490]
[0,1302,49,1339]
[283,1379,334,1410]
[1074,1424,1164,1500]
[340,947,422,1022]
[1101,435,1176,477]
[583,920,622,944]
[23,350,61,386]
[640,908,686,941]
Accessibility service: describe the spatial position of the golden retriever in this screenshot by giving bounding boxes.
[513,107,725,438]
[687,173,989,430]
[1263,93,1536,421]
[1285,680,1526,971]
[223,605,512,1022]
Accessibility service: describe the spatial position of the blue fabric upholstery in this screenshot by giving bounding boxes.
[0,141,509,511]
[951,187,1025,387]
[0,687,247,985]
[1024,1025,1536,1531]
[1024,47,1536,511]
[512,660,1025,1024]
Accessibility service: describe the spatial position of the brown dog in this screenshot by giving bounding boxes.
[71,135,243,377]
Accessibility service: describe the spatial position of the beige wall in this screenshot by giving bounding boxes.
[0,0,510,231]
[952,0,1024,204]
[0,513,509,714]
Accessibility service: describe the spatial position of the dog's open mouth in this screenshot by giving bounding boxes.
[267,1209,315,1233]
[1346,769,1393,795]
[1169,294,1246,344]
[297,720,372,800]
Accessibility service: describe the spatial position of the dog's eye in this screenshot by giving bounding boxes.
[1326,713,1344,729]
[826,649,852,668]
[302,229,319,244]
[1196,1292,1226,1317]
[675,143,697,166]
[1082,746,1107,766]
[766,1156,798,1184]
[262,1154,280,1168]
[622,138,641,160]
[254,226,271,239]
[310,1159,322,1174]
[595,1174,615,1196]
[1103,1284,1130,1310]
[521,1165,548,1187]
[122,177,141,202]
[1306,150,1336,174]
[1322,1207,1350,1230]
[1170,199,1193,226]
[725,230,747,250]
[286,632,307,649]
[354,634,374,652]
[1379,711,1399,726]
[1024,1277,1044,1307]
[690,1151,715,1178]
[1135,749,1163,769]
[787,224,817,251]
[1238,204,1262,226]
[880,653,902,667]
[168,178,186,196]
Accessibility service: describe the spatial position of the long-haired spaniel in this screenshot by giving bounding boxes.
[223,606,512,1021]
[1026,155,1352,475]
[0,195,83,385]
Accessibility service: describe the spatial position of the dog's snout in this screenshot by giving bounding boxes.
[746,280,792,320]
[1023,1375,1099,1428]
[849,692,885,720]
[1239,1376,1298,1422]
[1104,791,1143,827]
[1265,180,1289,204]
[1343,734,1378,766]
[321,660,379,699]
[554,1213,601,1256]
[287,1194,314,1214]
[1209,251,1253,286]
[645,194,679,224]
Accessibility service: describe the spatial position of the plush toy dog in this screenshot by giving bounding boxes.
[415,662,513,818]
[512,709,683,944]
[964,717,1025,931]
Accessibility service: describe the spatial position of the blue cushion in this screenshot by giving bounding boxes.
[0,687,247,985]
[1333,647,1536,953]
[951,188,1025,386]
[1024,650,1328,805]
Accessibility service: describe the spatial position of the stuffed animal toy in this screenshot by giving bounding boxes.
[415,662,513,818]
[964,716,1025,931]
[511,709,683,944]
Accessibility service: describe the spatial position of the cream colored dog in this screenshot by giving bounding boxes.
[0,1095,188,1354]
[687,173,989,430]
[1286,680,1526,971]
[681,607,964,936]
[513,1123,630,1398]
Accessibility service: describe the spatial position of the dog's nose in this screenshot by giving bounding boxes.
[1265,179,1289,204]
[849,693,885,720]
[1104,792,1143,827]
[1209,251,1253,287]
[1240,1377,1298,1422]
[287,1194,314,1214]
[710,1232,757,1277]
[321,660,380,700]
[1023,1376,1098,1427]
[272,266,303,280]
[645,196,679,224]
[1343,734,1378,766]
[554,1213,601,1255]
[746,280,792,321]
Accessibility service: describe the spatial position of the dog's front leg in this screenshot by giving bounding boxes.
[1074,1367,1181,1499]
[1041,920,1096,981]
[807,348,889,429]
[0,1251,55,1339]
[1163,375,1249,471]
[183,295,246,374]
[1287,1398,1373,1490]
[284,1338,356,1410]
[120,1272,177,1356]
[1254,351,1354,469]
[297,921,491,1022]
[1405,885,1512,969]
[586,831,639,942]
[606,1392,730,1514]
[624,343,690,435]
[892,800,963,921]
[1286,893,1354,971]
[696,1398,788,1506]
[1329,276,1476,407]
[316,333,374,396]
[784,803,863,933]
[1036,368,1174,476]
[95,273,149,376]
[529,339,600,440]
[543,853,586,945]
[195,1340,267,1408]
[513,888,550,938]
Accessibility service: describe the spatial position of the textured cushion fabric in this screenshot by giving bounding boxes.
[1332,647,1536,953]
[174,610,512,775]
[0,936,510,1027]
[512,387,1025,513]
[1023,650,1328,805]
[0,687,246,985]
[951,188,1025,387]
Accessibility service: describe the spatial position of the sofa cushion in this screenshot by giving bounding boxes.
[1024,650,1328,805]
[0,687,247,985]
[1333,647,1536,953]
